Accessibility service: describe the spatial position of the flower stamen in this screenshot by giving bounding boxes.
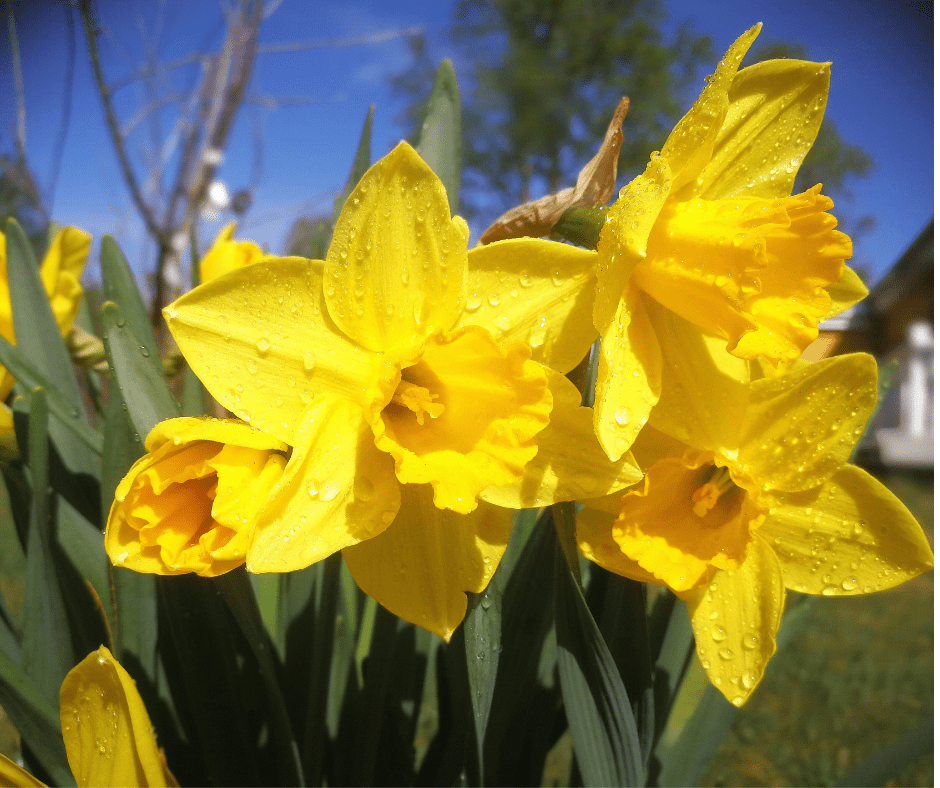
[391,378,444,425]
[692,465,736,517]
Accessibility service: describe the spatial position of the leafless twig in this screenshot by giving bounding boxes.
[79,0,169,252]
[257,25,423,54]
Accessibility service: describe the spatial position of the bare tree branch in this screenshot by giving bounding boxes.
[245,93,347,108]
[257,25,424,53]
[46,1,77,209]
[121,92,187,137]
[108,51,207,92]
[79,0,169,251]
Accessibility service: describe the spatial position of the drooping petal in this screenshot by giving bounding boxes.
[593,285,661,461]
[0,753,45,787]
[342,482,511,641]
[682,536,785,706]
[660,25,760,194]
[0,226,90,402]
[576,499,662,587]
[480,367,642,508]
[823,264,868,320]
[324,142,469,356]
[593,154,672,333]
[106,417,287,577]
[166,257,388,444]
[737,353,877,492]
[612,452,764,592]
[199,222,263,283]
[762,465,933,595]
[697,59,830,201]
[372,326,551,514]
[247,395,400,573]
[60,647,172,787]
[39,226,92,336]
[644,299,749,456]
[458,238,598,374]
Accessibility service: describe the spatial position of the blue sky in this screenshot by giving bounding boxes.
[1,0,932,288]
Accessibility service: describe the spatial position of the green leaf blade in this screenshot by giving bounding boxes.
[415,59,462,214]
[102,301,180,441]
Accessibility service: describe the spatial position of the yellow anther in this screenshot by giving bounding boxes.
[391,379,444,425]
[691,466,735,517]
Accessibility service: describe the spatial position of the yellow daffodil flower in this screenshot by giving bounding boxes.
[0,647,176,787]
[106,417,288,577]
[165,142,638,639]
[592,24,869,461]
[199,222,263,283]
[0,225,90,459]
[0,225,91,401]
[577,313,934,706]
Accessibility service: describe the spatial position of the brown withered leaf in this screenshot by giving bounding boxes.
[478,97,630,245]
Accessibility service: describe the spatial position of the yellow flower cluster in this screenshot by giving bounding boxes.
[101,24,932,706]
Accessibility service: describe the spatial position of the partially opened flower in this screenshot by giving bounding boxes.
[577,316,934,705]
[0,646,176,787]
[166,142,638,638]
[106,417,288,577]
[199,222,263,283]
[0,225,92,401]
[592,24,868,461]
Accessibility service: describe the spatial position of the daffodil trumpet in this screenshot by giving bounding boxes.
[164,142,640,639]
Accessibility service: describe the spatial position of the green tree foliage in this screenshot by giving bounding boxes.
[392,0,714,220]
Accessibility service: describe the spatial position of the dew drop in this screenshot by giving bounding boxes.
[257,338,271,354]
[614,408,631,426]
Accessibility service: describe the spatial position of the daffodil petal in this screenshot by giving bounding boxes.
[627,424,693,473]
[60,646,170,787]
[593,155,672,332]
[738,353,877,491]
[480,367,641,508]
[645,299,748,455]
[325,142,469,355]
[576,500,662,586]
[458,238,598,374]
[661,25,759,193]
[166,257,387,444]
[199,222,263,283]
[761,465,933,595]
[823,264,868,320]
[682,536,784,707]
[697,59,830,200]
[39,226,91,335]
[144,416,288,454]
[342,482,511,641]
[247,395,400,573]
[593,285,661,461]
[0,753,45,787]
